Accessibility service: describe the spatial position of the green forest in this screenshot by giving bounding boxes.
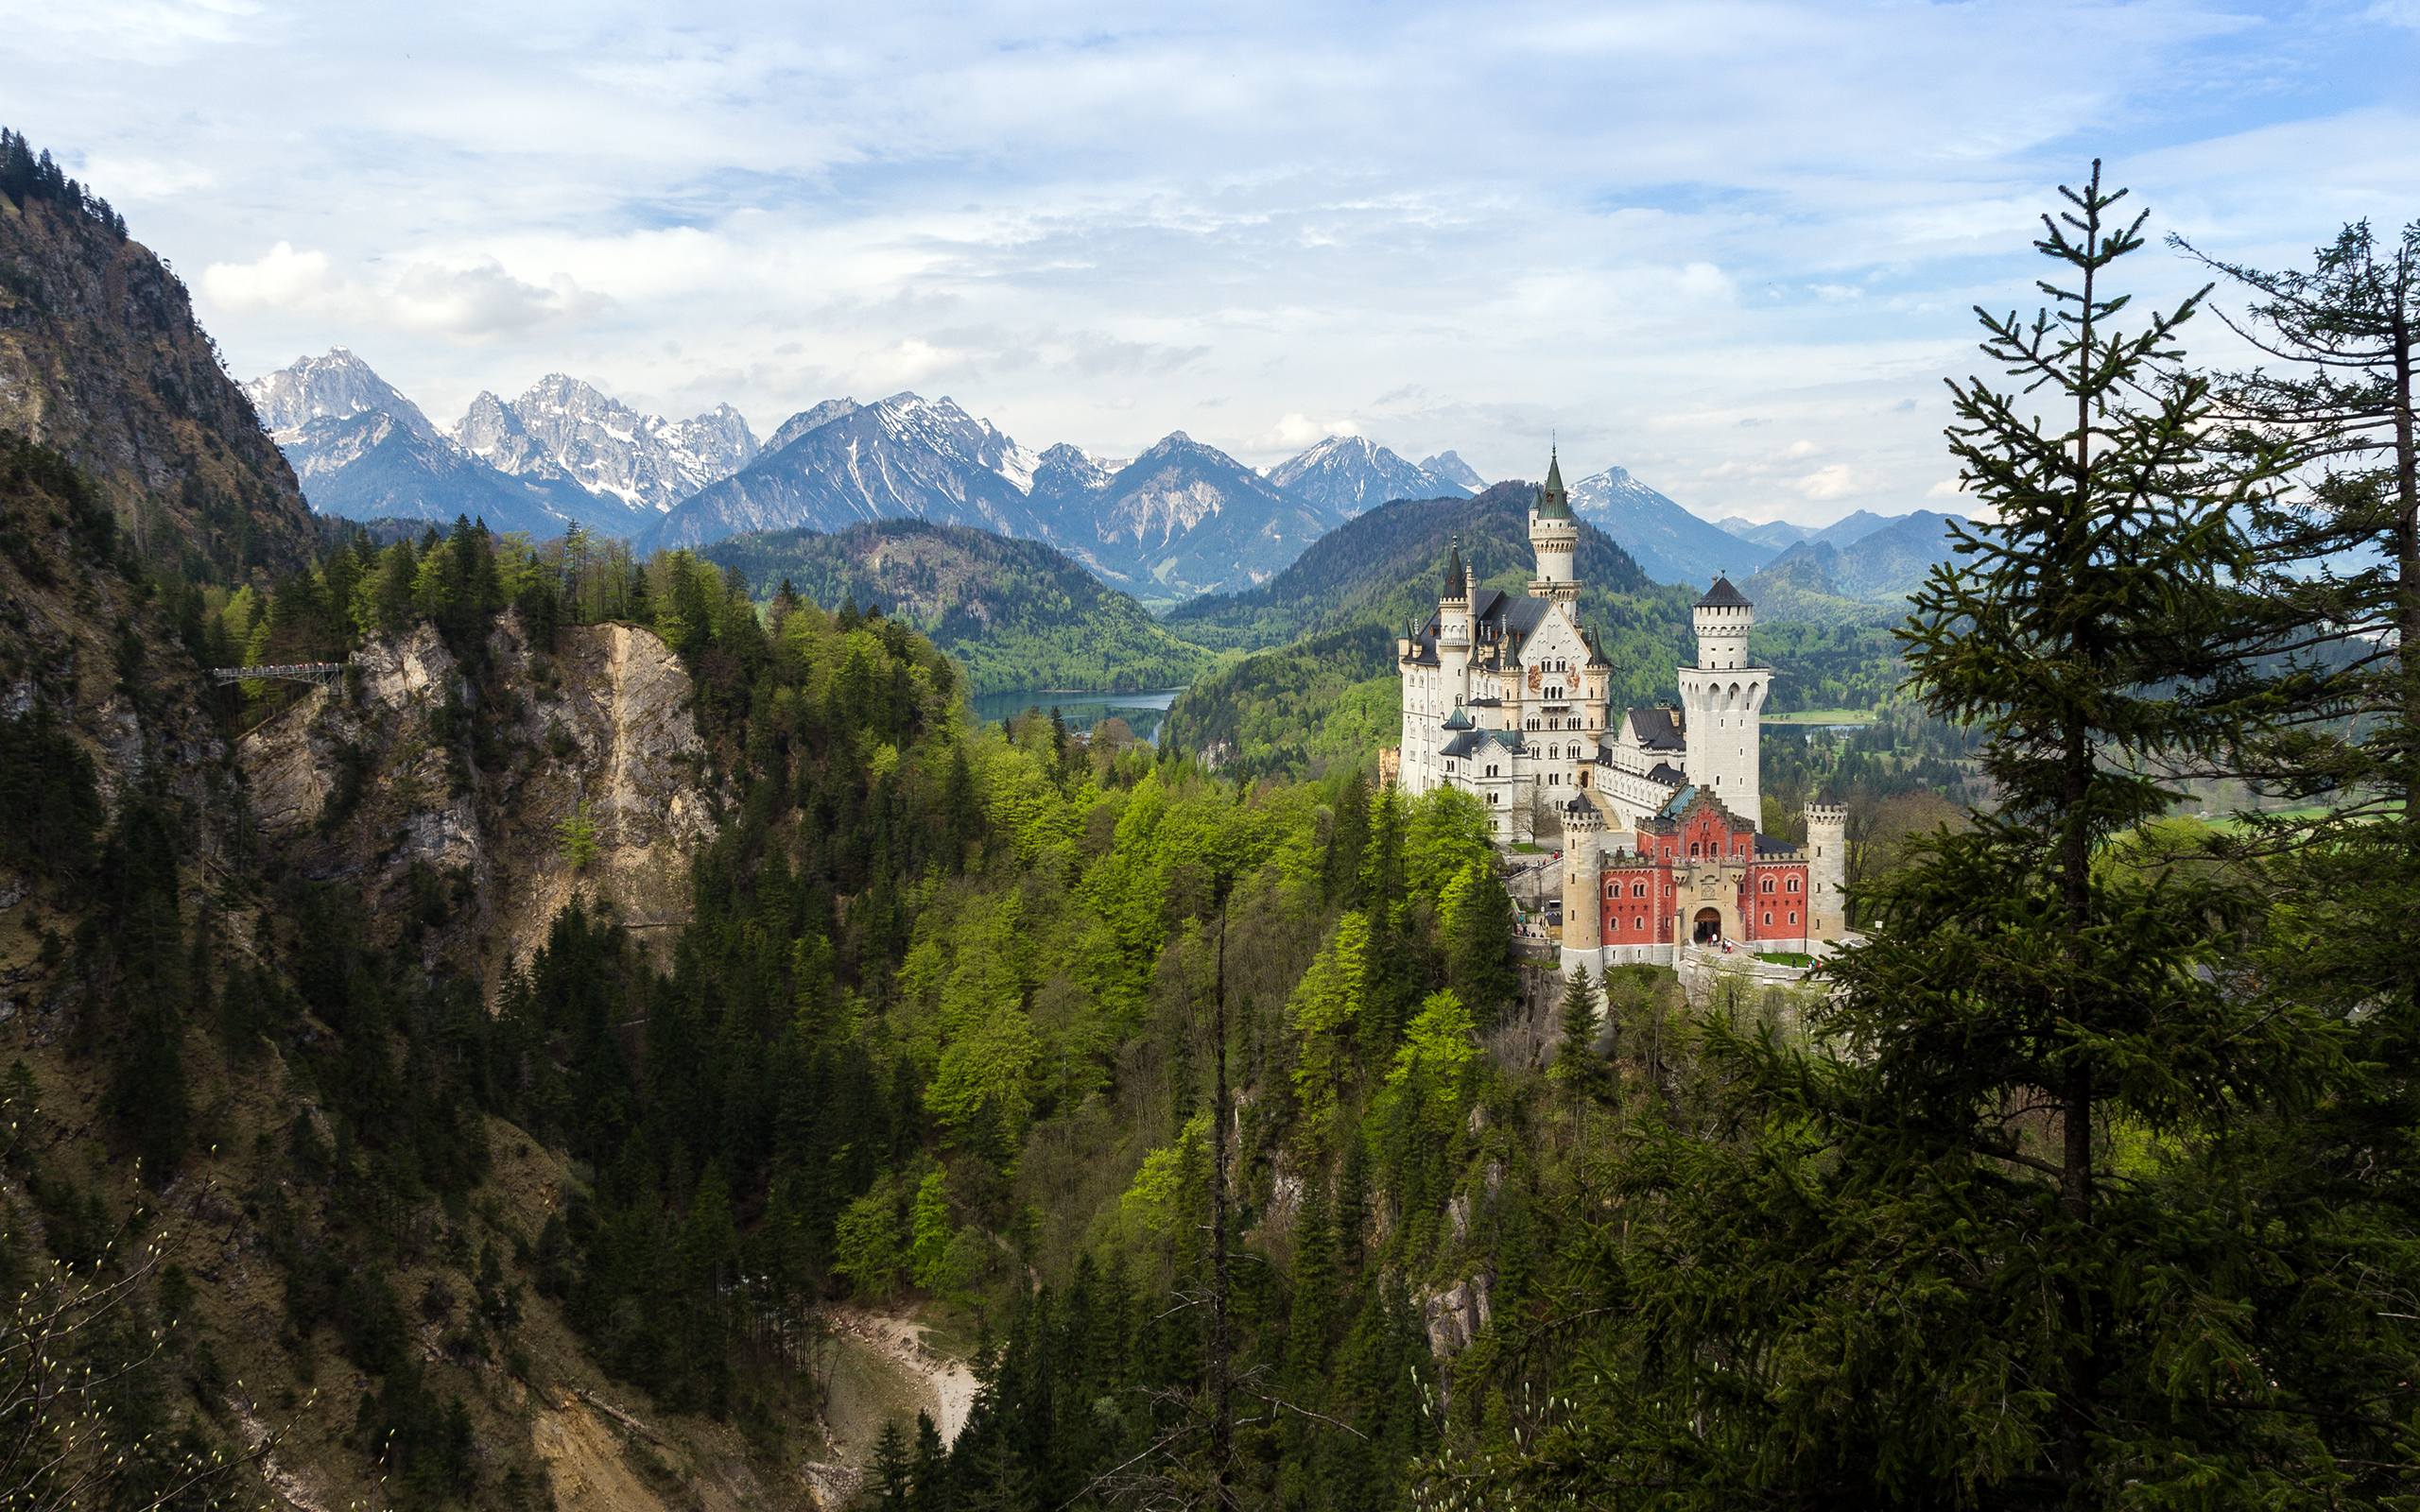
[5,141,2420,1512]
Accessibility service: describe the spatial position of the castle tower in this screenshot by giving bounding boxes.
[1528,449,1580,602]
[1438,534,1473,696]
[1806,802,1847,940]
[1676,576,1769,825]
[1560,797,1604,971]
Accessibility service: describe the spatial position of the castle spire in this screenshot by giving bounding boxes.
[1536,446,1571,520]
[1443,532,1467,599]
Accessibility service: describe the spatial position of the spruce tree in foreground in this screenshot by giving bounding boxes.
[2169,215,2420,1504]
[1550,965,1601,1101]
[1423,163,2378,1509]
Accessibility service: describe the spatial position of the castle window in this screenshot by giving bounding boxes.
[1763,912,1772,927]
[1789,877,1800,892]
[1761,877,1774,892]
[1634,917,1645,931]
[1789,911,1798,923]
[1634,883,1646,898]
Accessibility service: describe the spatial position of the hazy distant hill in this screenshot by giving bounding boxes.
[700,518,1212,694]
[1161,480,1657,651]
[1747,508,1968,621]
[1566,464,1776,586]
[1719,515,1814,551]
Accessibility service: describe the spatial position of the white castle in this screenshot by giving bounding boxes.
[1392,452,1845,967]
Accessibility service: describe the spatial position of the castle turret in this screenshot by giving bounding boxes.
[1676,575,1769,825]
[1528,449,1579,602]
[1438,534,1473,696]
[1806,802,1847,941]
[1560,797,1603,972]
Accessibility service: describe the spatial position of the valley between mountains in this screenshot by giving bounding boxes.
[0,127,2009,1512]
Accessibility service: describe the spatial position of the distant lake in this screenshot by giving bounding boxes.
[969,687,1187,746]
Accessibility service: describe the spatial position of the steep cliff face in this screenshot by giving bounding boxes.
[0,438,233,842]
[240,615,719,976]
[0,188,314,574]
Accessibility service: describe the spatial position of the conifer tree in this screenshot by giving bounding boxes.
[871,1419,912,1508]
[1443,862,1519,1022]
[908,1411,946,1512]
[1549,966,1599,1097]
[2167,215,2420,1500]
[1451,163,2370,1508]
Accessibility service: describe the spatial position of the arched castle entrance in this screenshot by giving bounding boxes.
[1692,906,1722,944]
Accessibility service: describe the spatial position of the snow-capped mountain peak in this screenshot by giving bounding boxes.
[452,376,758,515]
[243,347,436,443]
[1269,432,1469,516]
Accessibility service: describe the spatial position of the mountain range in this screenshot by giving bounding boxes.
[243,348,1954,607]
[245,352,1443,597]
[243,351,756,540]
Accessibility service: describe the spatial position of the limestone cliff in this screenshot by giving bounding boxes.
[239,614,719,977]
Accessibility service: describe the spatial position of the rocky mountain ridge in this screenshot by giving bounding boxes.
[457,371,758,515]
[249,350,761,539]
[1265,433,1472,516]
[2,175,314,573]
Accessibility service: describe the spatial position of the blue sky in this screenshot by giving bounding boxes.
[8,0,2418,524]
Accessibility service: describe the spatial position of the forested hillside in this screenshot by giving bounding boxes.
[1162,482,1658,651]
[701,519,1213,694]
[6,129,2418,1512]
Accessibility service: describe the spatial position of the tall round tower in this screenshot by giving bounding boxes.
[1676,576,1769,826]
[1560,797,1603,974]
[1806,802,1847,942]
[1438,534,1473,695]
[1528,449,1580,602]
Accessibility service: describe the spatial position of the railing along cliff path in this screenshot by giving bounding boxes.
[210,662,347,690]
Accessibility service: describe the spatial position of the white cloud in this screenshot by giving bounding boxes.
[201,241,337,312]
[1267,413,1360,450]
[203,244,607,342]
[16,0,2411,520]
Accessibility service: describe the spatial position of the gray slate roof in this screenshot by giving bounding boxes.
[1627,706,1685,750]
[1697,576,1752,610]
